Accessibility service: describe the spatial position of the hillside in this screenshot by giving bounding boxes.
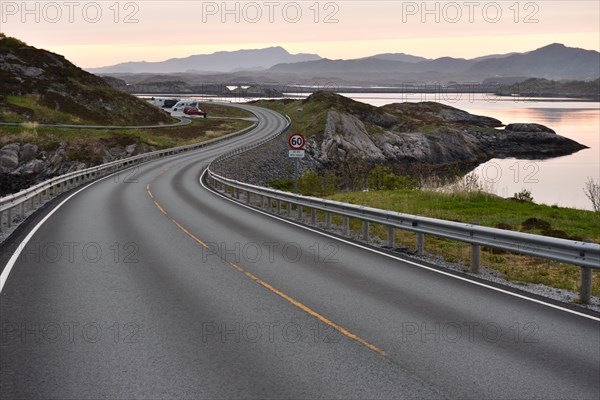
[218,92,586,188]
[0,34,173,125]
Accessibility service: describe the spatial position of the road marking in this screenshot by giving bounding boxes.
[228,261,387,357]
[200,170,600,323]
[170,218,209,249]
[0,168,137,293]
[146,180,386,357]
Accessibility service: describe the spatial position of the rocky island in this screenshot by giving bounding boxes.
[218,92,587,187]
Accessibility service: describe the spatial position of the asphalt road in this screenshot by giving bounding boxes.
[1,105,598,400]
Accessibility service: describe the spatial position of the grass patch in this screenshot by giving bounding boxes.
[326,189,600,296]
[251,98,330,138]
[1,95,95,125]
[0,118,253,163]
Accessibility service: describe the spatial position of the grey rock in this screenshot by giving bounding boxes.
[505,123,556,134]
[19,143,39,163]
[0,144,20,173]
[126,144,138,155]
[315,111,386,164]
[12,159,46,175]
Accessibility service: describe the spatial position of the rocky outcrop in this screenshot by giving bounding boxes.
[218,92,587,187]
[0,141,156,196]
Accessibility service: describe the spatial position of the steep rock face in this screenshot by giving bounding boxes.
[0,141,156,196]
[315,111,386,164]
[309,110,491,167]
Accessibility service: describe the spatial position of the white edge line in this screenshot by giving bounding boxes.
[200,170,600,322]
[0,164,146,294]
[0,114,264,294]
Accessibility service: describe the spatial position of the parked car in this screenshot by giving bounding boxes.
[172,100,198,111]
[161,99,179,108]
[183,106,206,117]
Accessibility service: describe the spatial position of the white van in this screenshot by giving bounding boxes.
[172,100,198,111]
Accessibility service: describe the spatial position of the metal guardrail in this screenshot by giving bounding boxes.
[206,118,600,303]
[0,119,259,233]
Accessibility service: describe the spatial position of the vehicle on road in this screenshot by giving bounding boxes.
[159,98,179,108]
[183,106,206,117]
[173,100,198,111]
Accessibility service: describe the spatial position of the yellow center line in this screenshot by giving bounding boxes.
[228,261,387,357]
[145,179,387,358]
[170,218,209,249]
[153,200,167,215]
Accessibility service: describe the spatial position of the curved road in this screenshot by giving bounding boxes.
[1,105,598,399]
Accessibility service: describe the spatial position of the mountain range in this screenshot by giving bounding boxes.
[87,46,321,74]
[269,44,599,80]
[88,43,600,82]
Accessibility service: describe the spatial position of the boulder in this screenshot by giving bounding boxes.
[505,123,556,134]
[19,143,39,163]
[0,144,20,173]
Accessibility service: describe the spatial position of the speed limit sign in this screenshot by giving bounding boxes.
[288,133,305,150]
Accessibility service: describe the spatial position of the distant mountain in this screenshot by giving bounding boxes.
[88,46,321,74]
[467,43,600,80]
[268,44,599,81]
[469,52,518,62]
[269,57,416,74]
[368,53,429,63]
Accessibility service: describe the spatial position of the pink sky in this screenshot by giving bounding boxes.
[2,1,599,68]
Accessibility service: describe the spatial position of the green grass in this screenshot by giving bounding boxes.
[325,189,600,296]
[1,95,96,124]
[0,118,253,163]
[251,98,331,138]
[329,190,599,242]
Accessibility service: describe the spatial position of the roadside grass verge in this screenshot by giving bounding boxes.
[324,190,600,296]
[0,118,254,163]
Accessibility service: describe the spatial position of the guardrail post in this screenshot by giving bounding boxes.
[363,220,369,242]
[471,243,481,274]
[416,232,425,256]
[580,267,592,304]
[7,207,12,227]
[287,202,292,217]
[276,200,281,214]
[326,212,331,228]
[387,226,395,248]
[0,210,4,232]
[233,188,238,199]
[19,202,25,219]
[296,204,302,220]
[343,216,349,235]
[259,195,264,208]
[245,191,251,204]
[311,208,316,225]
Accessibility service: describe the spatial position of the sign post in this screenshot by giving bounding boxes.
[288,133,305,193]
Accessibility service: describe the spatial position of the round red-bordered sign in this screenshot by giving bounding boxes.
[288,133,305,150]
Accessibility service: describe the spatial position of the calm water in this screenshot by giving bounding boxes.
[163,93,600,210]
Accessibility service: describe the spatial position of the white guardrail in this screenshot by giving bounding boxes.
[205,116,600,304]
[0,120,259,234]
